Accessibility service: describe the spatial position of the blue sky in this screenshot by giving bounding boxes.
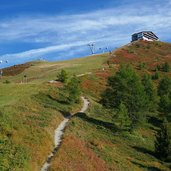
[0,0,171,68]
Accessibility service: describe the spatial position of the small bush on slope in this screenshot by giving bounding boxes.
[162,62,170,72]
[58,75,81,104]
[57,69,68,83]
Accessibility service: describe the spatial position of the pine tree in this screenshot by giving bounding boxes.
[142,74,159,111]
[102,65,148,129]
[101,88,114,108]
[158,77,171,114]
[159,95,171,114]
[107,65,147,112]
[117,102,131,128]
[155,118,170,161]
[158,77,171,96]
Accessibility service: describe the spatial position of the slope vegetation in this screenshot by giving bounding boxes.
[0,54,109,170]
[49,41,171,171]
[0,41,171,171]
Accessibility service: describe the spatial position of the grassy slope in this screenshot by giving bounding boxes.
[0,54,109,170]
[1,54,108,84]
[110,41,171,73]
[1,41,171,171]
[0,82,66,170]
[49,41,171,171]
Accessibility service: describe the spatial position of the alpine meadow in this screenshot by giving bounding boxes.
[0,1,171,171]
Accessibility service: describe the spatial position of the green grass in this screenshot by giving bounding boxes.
[0,80,84,170]
[49,44,171,170]
[0,42,170,171]
[0,54,109,170]
[50,99,170,171]
[0,84,63,170]
[0,83,39,107]
[1,54,109,84]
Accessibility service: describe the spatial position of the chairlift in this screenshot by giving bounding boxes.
[87,43,95,54]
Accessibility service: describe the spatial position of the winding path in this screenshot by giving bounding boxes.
[41,96,89,171]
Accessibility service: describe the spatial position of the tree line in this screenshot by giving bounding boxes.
[101,64,171,161]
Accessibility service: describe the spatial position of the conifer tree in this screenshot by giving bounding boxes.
[102,65,148,129]
[142,74,159,111]
[117,102,131,128]
[158,77,171,114]
[155,118,170,161]
[158,77,171,96]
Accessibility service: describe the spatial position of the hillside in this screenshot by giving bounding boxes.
[0,41,171,171]
[0,54,108,170]
[2,63,32,76]
[110,41,171,75]
[49,41,171,171]
[0,54,108,84]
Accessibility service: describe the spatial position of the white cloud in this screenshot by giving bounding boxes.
[0,4,171,42]
[1,35,127,62]
[1,41,88,59]
[0,1,171,65]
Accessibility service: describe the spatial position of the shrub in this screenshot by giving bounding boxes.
[59,75,81,104]
[127,49,134,54]
[146,45,150,49]
[152,71,160,80]
[162,62,170,72]
[135,44,140,48]
[156,64,161,71]
[57,69,68,83]
[138,63,146,70]
[3,80,11,84]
